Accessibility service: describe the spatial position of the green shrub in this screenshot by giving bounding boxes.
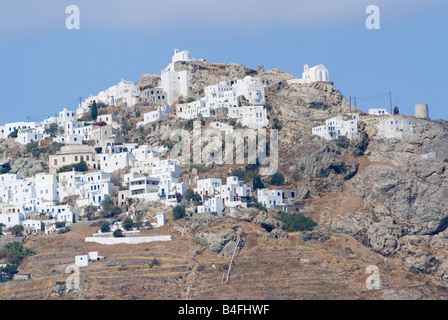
[336,141,350,149]
[269,172,285,186]
[122,217,134,231]
[57,227,71,234]
[113,229,124,237]
[277,212,318,232]
[100,223,111,233]
[172,205,186,220]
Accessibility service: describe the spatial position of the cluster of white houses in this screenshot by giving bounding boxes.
[311,110,415,141]
[1,48,427,238]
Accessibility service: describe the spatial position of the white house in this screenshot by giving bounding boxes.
[312,113,359,141]
[100,152,135,173]
[124,172,160,201]
[130,144,159,161]
[221,176,251,207]
[58,171,114,210]
[197,196,223,216]
[194,178,222,200]
[232,76,266,105]
[240,105,269,129]
[257,189,284,209]
[75,255,89,268]
[0,204,25,228]
[16,129,44,145]
[137,106,174,127]
[376,117,413,139]
[368,108,389,116]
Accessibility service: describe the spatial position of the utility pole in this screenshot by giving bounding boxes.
[349,97,352,115]
[389,92,393,115]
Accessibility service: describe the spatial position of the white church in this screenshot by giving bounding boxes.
[287,64,331,85]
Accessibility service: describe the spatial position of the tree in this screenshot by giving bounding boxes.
[26,141,40,158]
[122,217,134,231]
[269,172,285,186]
[100,197,122,218]
[0,163,11,174]
[113,229,124,238]
[10,225,24,237]
[172,205,186,220]
[73,160,88,172]
[100,223,111,233]
[253,176,265,190]
[84,205,98,220]
[0,223,6,235]
[8,129,18,139]
[44,123,64,138]
[91,101,98,121]
[393,106,400,115]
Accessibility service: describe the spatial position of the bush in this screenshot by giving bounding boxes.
[172,205,186,220]
[9,225,24,237]
[26,141,40,158]
[277,212,318,232]
[113,229,124,237]
[0,163,11,174]
[57,227,71,234]
[122,218,134,231]
[101,197,122,218]
[336,141,350,149]
[100,223,111,233]
[73,160,89,172]
[269,172,285,186]
[253,176,265,190]
[8,129,18,139]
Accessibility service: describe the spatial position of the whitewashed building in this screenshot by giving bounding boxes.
[161,49,194,105]
[257,189,285,209]
[137,106,174,127]
[376,116,414,139]
[312,113,359,141]
[100,152,136,173]
[287,64,330,85]
[368,108,389,116]
[240,105,269,129]
[194,178,222,200]
[197,196,223,216]
[221,176,251,207]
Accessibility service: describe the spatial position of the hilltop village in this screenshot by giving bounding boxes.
[1,49,448,300]
[0,49,428,236]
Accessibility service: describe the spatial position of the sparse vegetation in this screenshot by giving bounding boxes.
[122,217,134,231]
[172,204,186,220]
[57,226,71,234]
[269,172,285,186]
[100,223,111,233]
[277,212,318,232]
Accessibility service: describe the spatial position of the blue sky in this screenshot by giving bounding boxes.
[0,0,447,124]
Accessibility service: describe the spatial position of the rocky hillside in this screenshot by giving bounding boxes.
[1,61,448,300]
